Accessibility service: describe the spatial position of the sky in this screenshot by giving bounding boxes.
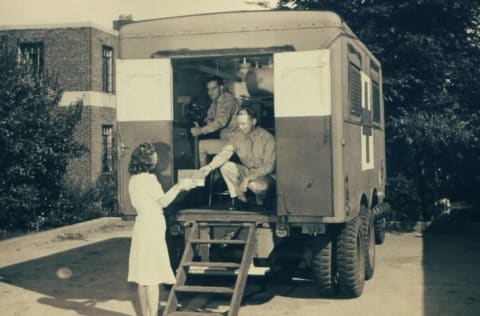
[0,0,279,31]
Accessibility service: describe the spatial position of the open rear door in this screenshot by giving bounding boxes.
[274,50,334,217]
[116,58,173,215]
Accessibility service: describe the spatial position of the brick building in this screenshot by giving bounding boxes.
[0,23,118,188]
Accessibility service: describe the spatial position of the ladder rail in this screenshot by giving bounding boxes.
[164,222,199,315]
[164,221,258,316]
[228,222,256,316]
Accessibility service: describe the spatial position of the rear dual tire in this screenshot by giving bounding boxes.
[360,204,376,280]
[374,216,386,245]
[311,215,366,298]
[336,215,366,297]
[311,231,337,296]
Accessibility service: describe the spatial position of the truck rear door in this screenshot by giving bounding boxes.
[116,58,173,215]
[274,50,334,217]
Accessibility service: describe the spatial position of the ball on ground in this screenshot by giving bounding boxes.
[56,267,73,279]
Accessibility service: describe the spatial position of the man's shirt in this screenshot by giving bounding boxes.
[201,91,239,140]
[208,126,275,180]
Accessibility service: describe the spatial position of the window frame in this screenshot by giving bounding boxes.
[102,45,114,93]
[370,62,381,126]
[348,44,363,117]
[18,42,44,75]
[101,124,114,174]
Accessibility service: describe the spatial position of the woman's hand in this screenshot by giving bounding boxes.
[176,181,198,191]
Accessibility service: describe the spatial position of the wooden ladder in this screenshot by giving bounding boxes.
[163,221,257,316]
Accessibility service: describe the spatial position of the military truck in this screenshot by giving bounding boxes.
[116,10,390,315]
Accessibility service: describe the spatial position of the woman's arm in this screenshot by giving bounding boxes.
[156,182,197,208]
[156,184,181,208]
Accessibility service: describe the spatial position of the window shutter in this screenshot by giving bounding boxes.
[372,81,380,123]
[349,64,362,116]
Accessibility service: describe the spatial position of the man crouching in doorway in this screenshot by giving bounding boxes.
[199,107,275,211]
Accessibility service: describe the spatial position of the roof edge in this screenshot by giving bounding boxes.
[121,9,343,31]
[0,22,118,36]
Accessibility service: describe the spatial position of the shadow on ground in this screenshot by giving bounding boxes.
[0,238,139,316]
[423,221,480,316]
[184,274,343,314]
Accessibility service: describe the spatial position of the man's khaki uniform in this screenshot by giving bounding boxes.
[197,92,239,166]
[207,126,275,204]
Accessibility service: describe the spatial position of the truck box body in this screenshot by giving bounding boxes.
[116,11,385,225]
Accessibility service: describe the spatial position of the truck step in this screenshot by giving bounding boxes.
[189,239,245,245]
[175,285,234,294]
[184,261,241,269]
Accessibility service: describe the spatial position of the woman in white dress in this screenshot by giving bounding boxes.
[127,142,196,316]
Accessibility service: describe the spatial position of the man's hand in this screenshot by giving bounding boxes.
[239,179,250,193]
[191,126,202,137]
[199,165,212,177]
[240,175,255,193]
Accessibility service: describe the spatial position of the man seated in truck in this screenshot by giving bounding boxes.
[190,76,240,167]
[199,107,275,211]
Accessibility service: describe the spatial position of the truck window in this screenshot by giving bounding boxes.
[371,62,381,124]
[348,44,363,116]
[372,81,380,124]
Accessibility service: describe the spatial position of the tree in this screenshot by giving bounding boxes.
[0,42,85,231]
[278,0,480,218]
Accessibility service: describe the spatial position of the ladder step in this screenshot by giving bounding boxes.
[175,285,234,295]
[189,239,246,245]
[168,312,223,316]
[184,261,241,269]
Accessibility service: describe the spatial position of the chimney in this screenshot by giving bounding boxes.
[113,14,133,31]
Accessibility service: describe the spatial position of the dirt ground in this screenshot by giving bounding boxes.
[1,217,480,316]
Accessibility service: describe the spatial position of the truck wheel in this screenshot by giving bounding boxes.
[360,204,375,280]
[336,216,365,298]
[374,217,386,245]
[311,232,338,296]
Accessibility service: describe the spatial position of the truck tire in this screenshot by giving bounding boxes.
[360,204,375,280]
[336,216,365,298]
[374,217,386,245]
[311,232,338,296]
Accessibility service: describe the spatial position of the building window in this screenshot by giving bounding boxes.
[18,42,44,75]
[102,125,114,173]
[102,46,113,92]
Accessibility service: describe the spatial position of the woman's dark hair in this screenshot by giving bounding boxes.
[128,142,157,175]
[237,106,258,120]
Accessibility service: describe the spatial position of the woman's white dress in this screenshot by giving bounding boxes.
[127,173,176,286]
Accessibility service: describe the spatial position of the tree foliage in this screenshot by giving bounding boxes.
[0,43,87,231]
[278,0,480,218]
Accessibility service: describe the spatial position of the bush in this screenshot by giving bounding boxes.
[95,172,119,216]
[386,174,422,222]
[0,41,86,232]
[38,185,103,230]
[16,175,119,233]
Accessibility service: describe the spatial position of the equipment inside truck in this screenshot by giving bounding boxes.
[170,54,276,210]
